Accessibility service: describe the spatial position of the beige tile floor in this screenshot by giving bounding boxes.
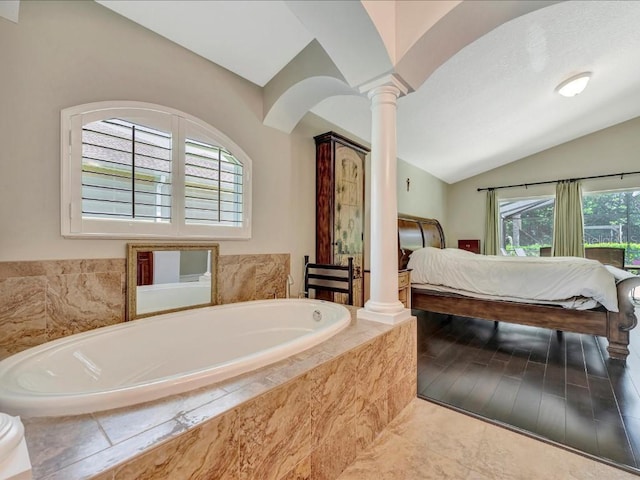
[337,398,637,480]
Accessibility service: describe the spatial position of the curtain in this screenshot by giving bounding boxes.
[484,189,500,255]
[552,180,585,257]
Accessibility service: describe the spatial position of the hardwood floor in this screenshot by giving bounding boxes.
[416,309,640,473]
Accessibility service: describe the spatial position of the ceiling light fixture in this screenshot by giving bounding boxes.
[556,72,592,97]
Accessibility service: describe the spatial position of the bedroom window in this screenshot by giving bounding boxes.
[61,101,251,239]
[499,197,554,255]
[583,189,640,266]
[500,189,640,263]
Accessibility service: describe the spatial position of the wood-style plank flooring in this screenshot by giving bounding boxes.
[416,309,640,473]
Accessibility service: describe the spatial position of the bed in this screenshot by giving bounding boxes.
[398,214,640,360]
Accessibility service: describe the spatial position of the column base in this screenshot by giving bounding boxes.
[0,414,31,480]
[357,306,413,325]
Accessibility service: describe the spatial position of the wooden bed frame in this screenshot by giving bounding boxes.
[398,214,640,361]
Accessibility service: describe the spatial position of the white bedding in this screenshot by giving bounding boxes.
[407,247,619,312]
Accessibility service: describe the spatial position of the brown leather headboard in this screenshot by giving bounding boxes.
[398,215,445,269]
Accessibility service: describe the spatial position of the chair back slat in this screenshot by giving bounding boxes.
[304,255,354,305]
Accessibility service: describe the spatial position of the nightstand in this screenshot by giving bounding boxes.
[397,269,411,309]
[458,239,481,254]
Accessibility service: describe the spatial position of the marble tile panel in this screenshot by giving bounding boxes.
[338,430,471,480]
[319,325,389,357]
[45,272,124,340]
[464,470,495,480]
[218,362,286,394]
[387,373,417,421]
[218,263,256,304]
[266,350,334,386]
[255,261,287,299]
[0,276,46,358]
[23,414,111,479]
[113,411,238,480]
[386,318,417,381]
[356,394,388,454]
[40,419,188,480]
[237,377,311,480]
[39,259,125,276]
[90,471,115,480]
[94,385,228,445]
[178,378,278,429]
[74,258,126,275]
[309,353,356,446]
[278,457,311,480]
[310,419,357,480]
[218,254,259,267]
[218,253,288,267]
[0,261,47,279]
[0,259,125,280]
[355,334,389,401]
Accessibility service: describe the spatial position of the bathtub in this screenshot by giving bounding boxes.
[136,281,212,315]
[0,299,350,418]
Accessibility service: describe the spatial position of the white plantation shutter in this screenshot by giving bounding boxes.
[184,138,243,227]
[61,102,251,239]
[81,119,172,222]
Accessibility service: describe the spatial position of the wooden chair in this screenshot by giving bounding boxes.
[303,255,354,305]
[539,246,625,268]
[585,247,625,268]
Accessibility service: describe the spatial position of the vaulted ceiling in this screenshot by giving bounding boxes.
[13,1,640,183]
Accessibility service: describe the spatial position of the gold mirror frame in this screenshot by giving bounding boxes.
[126,242,219,321]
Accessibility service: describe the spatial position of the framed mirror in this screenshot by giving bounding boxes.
[126,242,219,321]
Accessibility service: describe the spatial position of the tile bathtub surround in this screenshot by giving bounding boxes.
[218,253,290,304]
[0,259,126,359]
[0,254,290,359]
[23,310,417,480]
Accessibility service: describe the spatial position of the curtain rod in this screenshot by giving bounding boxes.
[477,170,640,192]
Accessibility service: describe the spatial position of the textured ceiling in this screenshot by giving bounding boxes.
[96,0,640,184]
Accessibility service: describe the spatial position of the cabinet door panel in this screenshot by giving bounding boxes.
[315,132,369,306]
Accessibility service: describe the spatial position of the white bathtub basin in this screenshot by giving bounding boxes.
[0,299,350,417]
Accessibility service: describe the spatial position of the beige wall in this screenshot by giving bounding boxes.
[397,158,447,220]
[447,116,640,248]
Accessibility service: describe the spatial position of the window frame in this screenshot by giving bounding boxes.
[61,101,252,239]
[498,187,640,260]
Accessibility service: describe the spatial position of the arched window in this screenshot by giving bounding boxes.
[61,101,251,239]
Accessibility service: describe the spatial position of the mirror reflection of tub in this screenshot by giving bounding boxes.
[127,243,219,320]
[136,282,212,315]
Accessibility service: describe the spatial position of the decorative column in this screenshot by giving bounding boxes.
[357,74,412,325]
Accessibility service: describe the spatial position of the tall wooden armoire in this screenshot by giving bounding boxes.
[314,132,369,306]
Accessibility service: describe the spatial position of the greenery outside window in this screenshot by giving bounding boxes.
[61,102,251,239]
[583,190,640,266]
[499,189,640,264]
[499,197,554,255]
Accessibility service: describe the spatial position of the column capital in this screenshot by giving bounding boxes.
[358,73,410,98]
